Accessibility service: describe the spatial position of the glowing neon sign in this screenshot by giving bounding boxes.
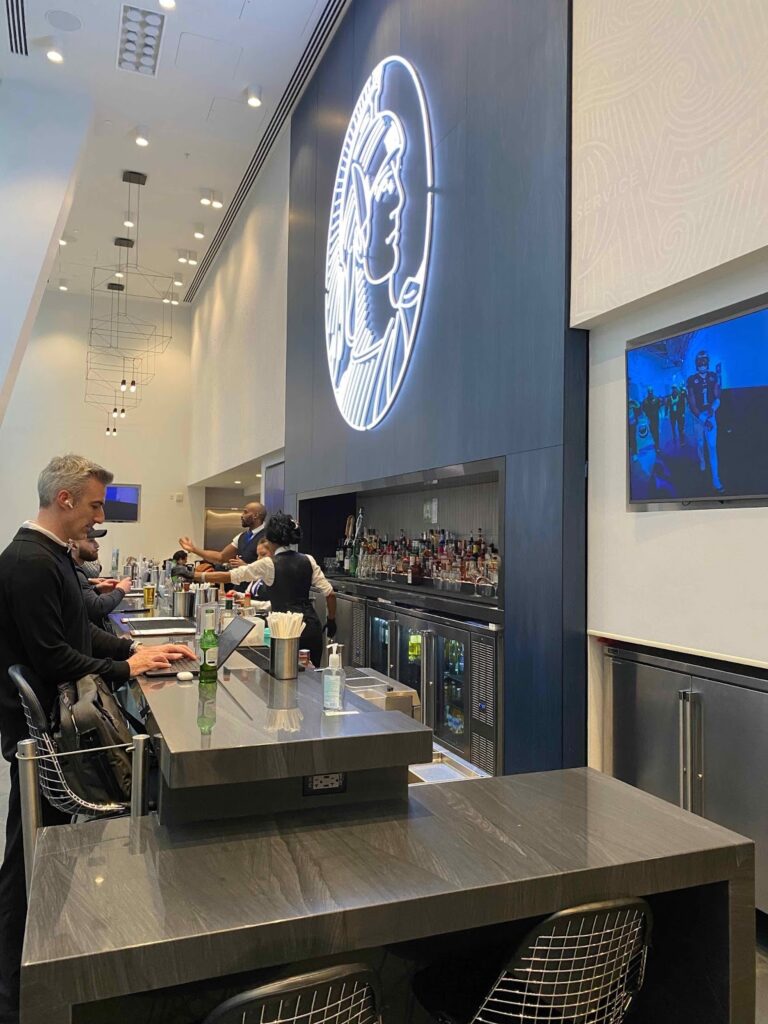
[324,55,434,430]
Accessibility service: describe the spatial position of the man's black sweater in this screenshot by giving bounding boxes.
[0,527,132,762]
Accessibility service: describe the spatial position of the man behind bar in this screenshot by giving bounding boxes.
[0,454,193,1023]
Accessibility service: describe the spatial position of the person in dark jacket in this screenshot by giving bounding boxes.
[72,527,132,633]
[170,549,195,580]
[0,454,193,1024]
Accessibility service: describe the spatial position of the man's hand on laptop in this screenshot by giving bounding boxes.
[127,644,196,677]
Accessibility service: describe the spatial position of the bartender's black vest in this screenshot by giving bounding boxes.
[258,550,317,618]
[237,527,263,563]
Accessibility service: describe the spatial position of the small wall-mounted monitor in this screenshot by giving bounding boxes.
[626,304,768,503]
[105,484,141,523]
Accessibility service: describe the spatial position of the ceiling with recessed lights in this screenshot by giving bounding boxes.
[0,0,331,297]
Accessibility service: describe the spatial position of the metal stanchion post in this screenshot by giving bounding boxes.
[17,739,41,897]
[130,734,150,818]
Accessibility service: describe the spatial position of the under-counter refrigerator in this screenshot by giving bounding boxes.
[368,603,502,775]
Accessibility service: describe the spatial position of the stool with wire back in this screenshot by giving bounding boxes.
[9,664,151,893]
[202,964,382,1024]
[416,898,652,1024]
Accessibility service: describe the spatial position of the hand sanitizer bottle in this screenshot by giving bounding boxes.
[323,643,346,711]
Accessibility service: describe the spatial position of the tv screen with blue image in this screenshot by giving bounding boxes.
[626,305,768,503]
[104,485,140,522]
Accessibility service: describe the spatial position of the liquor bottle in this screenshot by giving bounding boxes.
[199,605,219,685]
[473,532,480,556]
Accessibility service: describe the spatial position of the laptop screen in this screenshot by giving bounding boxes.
[216,614,257,668]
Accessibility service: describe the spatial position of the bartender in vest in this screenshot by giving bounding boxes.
[179,501,266,591]
[195,512,336,667]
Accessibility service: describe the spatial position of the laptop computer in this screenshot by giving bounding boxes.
[121,616,196,636]
[143,615,257,678]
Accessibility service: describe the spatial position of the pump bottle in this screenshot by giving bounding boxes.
[323,643,346,711]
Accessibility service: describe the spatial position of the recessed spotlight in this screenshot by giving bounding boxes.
[171,296,179,306]
[234,480,242,485]
[134,125,149,147]
[200,189,213,206]
[123,212,134,228]
[159,0,176,8]
[115,271,124,279]
[57,278,68,291]
[58,238,67,246]
[193,224,205,240]
[246,86,262,108]
[256,473,262,478]
[162,297,171,304]
[46,39,64,63]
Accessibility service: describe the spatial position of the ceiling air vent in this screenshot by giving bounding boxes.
[6,0,28,55]
[116,5,164,76]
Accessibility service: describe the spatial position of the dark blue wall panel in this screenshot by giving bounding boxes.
[286,0,587,772]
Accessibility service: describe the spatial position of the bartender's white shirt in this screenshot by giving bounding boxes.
[230,547,334,595]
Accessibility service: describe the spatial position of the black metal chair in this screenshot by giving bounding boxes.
[9,665,128,818]
[202,964,382,1024]
[421,898,652,1024]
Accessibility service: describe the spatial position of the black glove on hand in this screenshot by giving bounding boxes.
[325,618,338,639]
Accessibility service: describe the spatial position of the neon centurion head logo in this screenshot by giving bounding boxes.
[325,55,434,431]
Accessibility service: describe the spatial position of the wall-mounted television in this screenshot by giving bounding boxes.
[105,484,141,523]
[626,304,768,503]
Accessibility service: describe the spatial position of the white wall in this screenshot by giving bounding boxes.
[0,81,91,425]
[572,0,768,326]
[0,290,199,559]
[589,251,768,669]
[188,129,289,485]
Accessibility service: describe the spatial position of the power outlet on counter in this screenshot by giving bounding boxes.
[303,772,347,795]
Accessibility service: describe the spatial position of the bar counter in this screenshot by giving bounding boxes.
[21,767,754,1023]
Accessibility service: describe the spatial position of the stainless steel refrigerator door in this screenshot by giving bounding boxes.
[609,656,690,807]
[204,510,243,554]
[692,675,768,912]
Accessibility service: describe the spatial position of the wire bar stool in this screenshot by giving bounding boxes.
[459,899,651,1024]
[203,964,382,1024]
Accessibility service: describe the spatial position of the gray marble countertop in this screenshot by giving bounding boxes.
[21,768,754,1021]
[132,654,433,788]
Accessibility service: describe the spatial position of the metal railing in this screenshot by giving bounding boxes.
[16,734,150,895]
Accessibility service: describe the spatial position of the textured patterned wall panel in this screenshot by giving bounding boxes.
[571,0,768,325]
[361,482,499,546]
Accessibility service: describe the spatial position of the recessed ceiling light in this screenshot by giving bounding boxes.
[58,238,67,246]
[162,297,170,304]
[234,480,242,484]
[256,473,262,478]
[115,271,124,279]
[46,40,64,63]
[159,0,176,9]
[246,86,262,108]
[134,125,149,146]
[123,212,134,228]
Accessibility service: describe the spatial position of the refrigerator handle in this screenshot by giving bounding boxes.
[688,690,703,816]
[420,631,435,729]
[678,689,688,810]
[389,619,400,679]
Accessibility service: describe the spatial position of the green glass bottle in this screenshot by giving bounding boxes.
[199,605,219,685]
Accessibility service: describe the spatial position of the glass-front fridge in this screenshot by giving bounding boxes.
[368,604,399,678]
[396,612,434,727]
[433,624,471,760]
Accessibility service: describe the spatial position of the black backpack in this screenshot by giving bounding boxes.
[53,674,134,805]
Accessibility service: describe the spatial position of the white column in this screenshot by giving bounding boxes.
[0,80,91,426]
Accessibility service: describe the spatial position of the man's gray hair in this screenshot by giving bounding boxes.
[38,454,113,508]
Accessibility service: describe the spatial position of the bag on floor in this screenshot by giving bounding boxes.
[52,673,133,805]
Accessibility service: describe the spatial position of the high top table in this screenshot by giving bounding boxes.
[21,768,754,1023]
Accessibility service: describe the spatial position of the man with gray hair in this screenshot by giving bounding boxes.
[0,454,194,1023]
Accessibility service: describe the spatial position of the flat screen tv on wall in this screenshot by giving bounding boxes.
[104,484,141,523]
[626,305,768,503]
